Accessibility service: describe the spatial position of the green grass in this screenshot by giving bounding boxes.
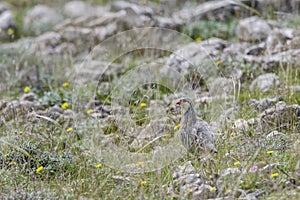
[0,1,300,199]
[0,63,299,199]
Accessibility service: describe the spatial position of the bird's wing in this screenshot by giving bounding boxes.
[192,119,217,151]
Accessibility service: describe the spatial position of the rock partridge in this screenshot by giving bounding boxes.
[176,98,218,153]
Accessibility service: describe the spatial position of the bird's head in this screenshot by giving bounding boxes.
[176,98,194,114]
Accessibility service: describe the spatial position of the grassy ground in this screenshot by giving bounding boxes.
[1,1,300,199]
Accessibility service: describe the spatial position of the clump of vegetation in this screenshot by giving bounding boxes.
[0,1,300,199]
[182,19,238,41]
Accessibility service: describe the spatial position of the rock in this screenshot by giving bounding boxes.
[236,16,272,42]
[222,167,241,176]
[110,1,155,28]
[63,1,92,18]
[245,42,266,56]
[0,2,11,14]
[232,119,249,133]
[64,1,109,18]
[47,105,64,114]
[286,36,300,50]
[74,60,125,84]
[243,189,266,200]
[0,10,16,41]
[257,101,300,132]
[263,49,300,70]
[0,100,35,123]
[208,77,234,97]
[173,0,249,24]
[111,1,154,16]
[248,97,278,111]
[30,31,64,55]
[256,0,300,14]
[59,26,94,53]
[290,85,300,92]
[52,11,124,55]
[20,93,37,102]
[166,38,227,77]
[24,5,64,35]
[266,28,293,53]
[250,73,280,92]
[223,42,251,55]
[241,48,300,71]
[173,161,196,178]
[61,109,76,120]
[154,16,181,29]
[171,161,217,199]
[130,120,168,150]
[264,131,287,150]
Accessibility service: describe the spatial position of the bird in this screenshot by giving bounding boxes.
[176,98,218,154]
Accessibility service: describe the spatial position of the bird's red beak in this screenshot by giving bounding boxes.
[176,101,181,105]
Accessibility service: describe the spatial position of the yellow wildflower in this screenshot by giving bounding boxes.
[96,163,102,168]
[7,28,14,36]
[137,162,144,167]
[5,153,9,157]
[225,189,232,194]
[66,127,73,132]
[234,161,240,166]
[174,124,180,131]
[9,161,16,166]
[215,60,221,66]
[140,180,147,185]
[23,86,30,93]
[19,130,23,135]
[86,109,93,114]
[267,150,274,155]
[140,103,147,107]
[62,82,69,87]
[210,187,216,192]
[271,172,279,177]
[195,37,202,42]
[187,189,193,193]
[36,166,44,173]
[61,102,68,109]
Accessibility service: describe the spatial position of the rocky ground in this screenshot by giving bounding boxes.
[0,0,300,199]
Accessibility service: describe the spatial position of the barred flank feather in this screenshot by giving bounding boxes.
[176,98,217,153]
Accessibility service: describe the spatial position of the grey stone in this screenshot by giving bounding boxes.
[171,161,216,198]
[20,93,37,102]
[166,38,227,77]
[250,73,280,92]
[256,0,300,14]
[173,0,247,24]
[24,5,64,35]
[266,28,293,53]
[237,16,272,42]
[248,97,278,111]
[0,10,16,41]
[222,167,241,176]
[208,77,234,97]
[130,119,168,150]
[0,2,11,14]
[257,101,300,132]
[111,1,153,16]
[232,119,249,133]
[63,1,109,18]
[245,42,266,56]
[63,1,92,18]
